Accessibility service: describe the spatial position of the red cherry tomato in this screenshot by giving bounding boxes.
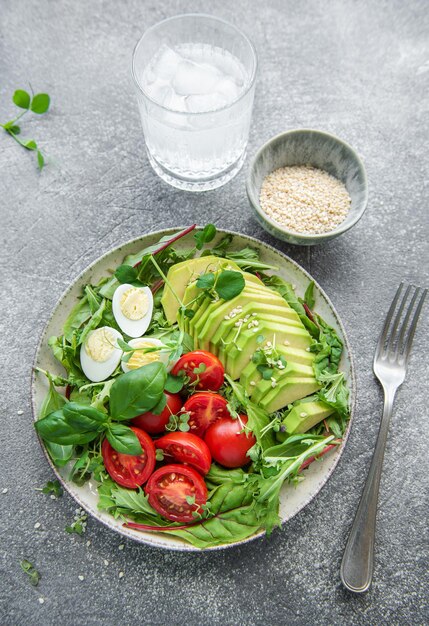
[131,392,183,434]
[101,427,155,488]
[171,350,224,391]
[204,414,256,468]
[183,392,230,438]
[145,464,208,523]
[155,432,211,475]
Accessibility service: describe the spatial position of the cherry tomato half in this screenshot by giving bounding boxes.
[183,392,230,438]
[145,464,208,523]
[101,427,156,488]
[204,414,256,468]
[171,350,224,391]
[155,432,212,475]
[131,392,183,434]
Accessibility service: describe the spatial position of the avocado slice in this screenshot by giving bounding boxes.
[259,378,321,413]
[216,320,313,379]
[161,256,241,324]
[241,359,315,397]
[194,289,290,350]
[276,399,335,440]
[209,302,303,348]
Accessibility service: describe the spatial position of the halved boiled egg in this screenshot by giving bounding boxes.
[112,284,153,338]
[121,337,174,373]
[80,326,123,382]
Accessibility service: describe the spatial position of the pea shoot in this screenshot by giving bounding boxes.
[1,88,50,170]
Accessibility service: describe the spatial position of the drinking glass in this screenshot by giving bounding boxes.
[132,14,257,191]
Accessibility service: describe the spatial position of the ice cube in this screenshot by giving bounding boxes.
[216,77,241,103]
[163,90,188,112]
[186,92,228,113]
[172,59,222,96]
[153,45,183,81]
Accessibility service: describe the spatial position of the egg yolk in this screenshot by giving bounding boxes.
[127,340,161,370]
[120,288,148,320]
[85,328,116,362]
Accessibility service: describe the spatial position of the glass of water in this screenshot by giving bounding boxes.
[132,14,257,191]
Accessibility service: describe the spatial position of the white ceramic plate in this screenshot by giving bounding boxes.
[32,228,355,551]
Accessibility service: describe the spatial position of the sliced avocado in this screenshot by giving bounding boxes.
[209,301,303,348]
[259,378,321,413]
[241,359,315,397]
[194,289,289,351]
[276,399,335,440]
[216,320,313,379]
[161,256,240,324]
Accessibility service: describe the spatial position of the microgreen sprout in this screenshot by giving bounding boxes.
[20,560,40,586]
[36,479,63,498]
[65,508,88,535]
[1,88,50,170]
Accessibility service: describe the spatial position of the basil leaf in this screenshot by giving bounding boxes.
[215,270,245,301]
[150,393,167,416]
[63,402,108,430]
[115,264,139,284]
[38,376,73,466]
[106,425,143,455]
[303,281,315,309]
[109,362,167,420]
[35,410,100,445]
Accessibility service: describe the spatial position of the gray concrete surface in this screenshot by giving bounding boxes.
[1,1,428,624]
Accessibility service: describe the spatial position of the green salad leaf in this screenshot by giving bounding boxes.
[109,362,167,421]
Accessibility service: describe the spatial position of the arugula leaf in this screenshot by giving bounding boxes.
[263,276,319,338]
[109,362,167,420]
[63,296,92,342]
[215,270,245,300]
[78,299,107,346]
[194,224,216,250]
[106,424,143,455]
[317,371,349,418]
[115,264,139,284]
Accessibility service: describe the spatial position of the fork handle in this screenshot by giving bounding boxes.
[340,389,395,593]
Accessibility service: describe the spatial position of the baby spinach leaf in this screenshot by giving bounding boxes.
[106,424,143,455]
[303,280,315,309]
[109,362,166,421]
[215,270,245,301]
[63,296,92,341]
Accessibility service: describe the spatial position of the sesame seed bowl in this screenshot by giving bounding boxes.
[246,129,368,245]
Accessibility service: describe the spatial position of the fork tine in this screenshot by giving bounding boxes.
[402,288,428,363]
[396,286,419,358]
[376,283,403,359]
[386,284,413,356]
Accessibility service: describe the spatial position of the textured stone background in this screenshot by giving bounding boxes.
[1,1,428,625]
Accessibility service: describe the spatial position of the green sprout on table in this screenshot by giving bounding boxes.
[1,88,50,170]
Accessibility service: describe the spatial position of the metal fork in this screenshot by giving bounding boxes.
[340,283,427,593]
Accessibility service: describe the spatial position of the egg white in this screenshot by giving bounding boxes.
[80,326,123,383]
[121,337,173,373]
[112,283,154,338]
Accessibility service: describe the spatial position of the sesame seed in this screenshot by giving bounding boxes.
[104,559,109,566]
[266,341,272,347]
[2,488,8,494]
[259,165,351,235]
[253,328,258,333]
[250,381,256,386]
[17,410,24,416]
[300,412,307,418]
[78,575,84,581]
[118,544,124,550]
[306,347,311,352]
[283,340,290,346]
[50,494,56,500]
[271,381,277,388]
[86,540,91,547]
[34,522,41,529]
[252,313,257,317]
[119,571,124,579]
[38,597,44,604]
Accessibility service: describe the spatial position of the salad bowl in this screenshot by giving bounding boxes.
[32,228,355,551]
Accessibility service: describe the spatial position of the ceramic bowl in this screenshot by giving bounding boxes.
[246,129,368,245]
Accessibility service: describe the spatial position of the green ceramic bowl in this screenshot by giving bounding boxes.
[246,129,368,245]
